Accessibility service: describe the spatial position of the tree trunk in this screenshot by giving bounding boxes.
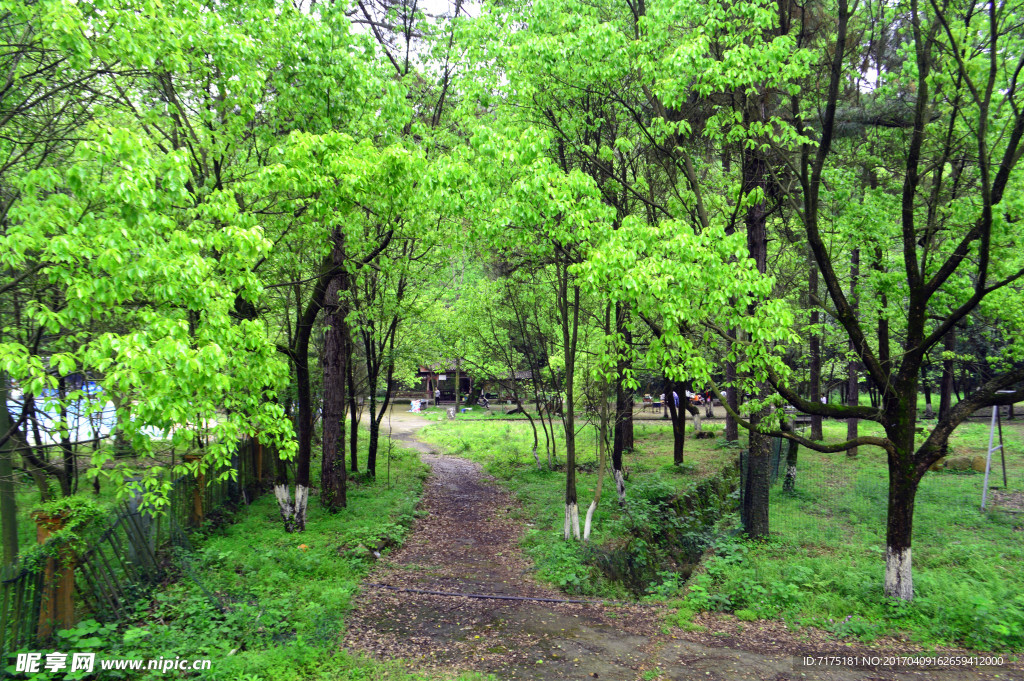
[725,354,739,442]
[560,273,581,541]
[740,120,770,539]
[921,365,934,419]
[364,348,381,477]
[370,353,397,477]
[320,250,348,512]
[613,305,634,458]
[809,252,823,440]
[666,378,685,466]
[56,377,73,497]
[782,436,799,493]
[290,354,312,530]
[938,328,955,456]
[743,410,771,539]
[455,363,461,412]
[584,377,611,542]
[276,261,331,532]
[1,374,19,565]
[884,459,920,601]
[847,248,860,457]
[520,397,543,471]
[367,412,379,477]
[347,333,359,473]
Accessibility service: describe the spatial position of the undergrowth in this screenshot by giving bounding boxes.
[677,419,1024,653]
[421,417,1024,654]
[419,419,737,600]
[6,429,492,680]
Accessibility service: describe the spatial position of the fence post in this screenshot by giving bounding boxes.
[32,511,75,639]
[184,454,204,526]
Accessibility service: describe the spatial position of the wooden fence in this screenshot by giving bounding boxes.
[0,565,45,657]
[0,437,274,660]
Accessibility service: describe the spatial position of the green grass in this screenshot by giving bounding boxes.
[685,419,1024,652]
[420,414,1024,653]
[14,432,493,681]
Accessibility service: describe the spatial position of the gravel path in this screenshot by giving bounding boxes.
[342,409,1022,681]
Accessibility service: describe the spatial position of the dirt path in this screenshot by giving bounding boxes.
[343,409,1022,681]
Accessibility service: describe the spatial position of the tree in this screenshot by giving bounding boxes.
[735,0,1024,600]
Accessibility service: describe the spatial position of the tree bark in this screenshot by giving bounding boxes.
[725,353,739,442]
[884,458,920,601]
[743,411,772,539]
[1,374,19,565]
[613,304,634,460]
[740,108,770,539]
[275,257,332,531]
[320,238,348,512]
[782,434,799,493]
[846,248,860,457]
[809,251,823,438]
[291,350,312,530]
[347,333,359,473]
[921,365,934,418]
[558,268,581,540]
[665,378,686,466]
[938,328,955,456]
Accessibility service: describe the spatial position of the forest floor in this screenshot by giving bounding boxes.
[343,410,1023,681]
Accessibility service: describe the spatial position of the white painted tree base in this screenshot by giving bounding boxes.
[885,546,913,601]
[294,484,309,530]
[614,469,626,505]
[583,500,597,541]
[274,484,309,532]
[274,484,294,529]
[563,502,580,540]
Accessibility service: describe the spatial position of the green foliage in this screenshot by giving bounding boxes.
[678,457,1024,651]
[20,497,104,568]
[42,437,435,680]
[421,419,740,599]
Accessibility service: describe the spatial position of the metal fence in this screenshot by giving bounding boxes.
[765,431,1023,548]
[739,436,786,504]
[0,437,274,659]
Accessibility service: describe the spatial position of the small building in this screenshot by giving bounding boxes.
[412,362,473,403]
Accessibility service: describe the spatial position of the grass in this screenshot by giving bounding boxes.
[7,429,493,681]
[420,412,1024,653]
[687,418,1024,652]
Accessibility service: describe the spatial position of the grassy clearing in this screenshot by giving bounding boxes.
[685,419,1024,652]
[10,432,493,681]
[420,414,1024,652]
[419,418,740,598]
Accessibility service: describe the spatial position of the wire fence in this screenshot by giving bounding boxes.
[0,437,275,660]
[765,419,1023,550]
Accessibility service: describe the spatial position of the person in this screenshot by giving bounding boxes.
[435,387,441,405]
[479,395,489,409]
[673,391,679,408]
